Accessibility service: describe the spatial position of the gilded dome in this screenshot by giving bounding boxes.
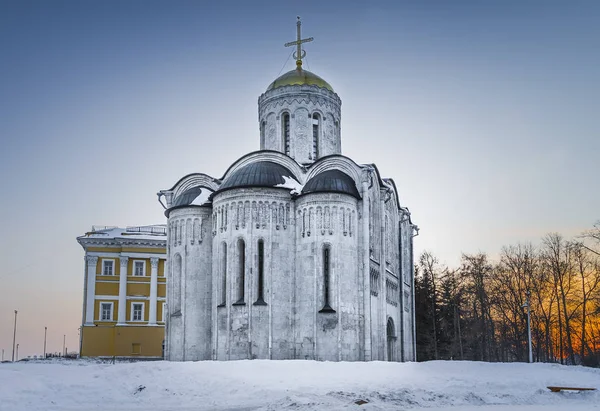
[266,68,333,92]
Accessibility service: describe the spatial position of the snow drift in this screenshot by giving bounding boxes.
[1,360,599,411]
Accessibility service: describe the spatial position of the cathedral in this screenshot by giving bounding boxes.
[157,19,418,362]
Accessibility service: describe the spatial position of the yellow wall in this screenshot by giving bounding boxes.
[96,282,119,296]
[127,283,150,296]
[81,325,164,357]
[82,244,166,358]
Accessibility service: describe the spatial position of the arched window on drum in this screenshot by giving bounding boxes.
[311,113,320,160]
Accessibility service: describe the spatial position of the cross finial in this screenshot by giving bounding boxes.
[284,16,314,69]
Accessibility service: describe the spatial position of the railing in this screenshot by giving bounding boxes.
[91,225,117,232]
[126,225,167,235]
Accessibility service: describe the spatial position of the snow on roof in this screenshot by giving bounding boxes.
[191,189,211,206]
[79,225,166,242]
[274,175,304,195]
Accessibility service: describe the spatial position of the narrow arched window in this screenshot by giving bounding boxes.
[282,113,290,155]
[319,246,335,312]
[235,239,245,304]
[255,240,266,305]
[311,113,320,160]
[260,121,266,148]
[219,243,227,306]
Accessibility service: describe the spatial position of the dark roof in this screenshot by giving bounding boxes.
[302,170,360,199]
[172,186,209,207]
[218,161,298,192]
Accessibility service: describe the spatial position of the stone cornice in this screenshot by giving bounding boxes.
[77,236,166,249]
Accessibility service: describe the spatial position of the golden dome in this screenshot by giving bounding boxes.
[267,67,333,92]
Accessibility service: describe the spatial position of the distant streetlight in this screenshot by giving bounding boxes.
[1,348,4,361]
[16,344,19,361]
[63,335,66,357]
[44,327,47,358]
[522,290,533,363]
[12,310,18,362]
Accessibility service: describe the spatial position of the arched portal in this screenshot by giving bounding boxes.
[387,317,396,362]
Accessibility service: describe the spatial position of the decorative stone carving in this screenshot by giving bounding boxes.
[85,255,98,265]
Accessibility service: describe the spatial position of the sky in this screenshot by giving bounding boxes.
[0,0,599,359]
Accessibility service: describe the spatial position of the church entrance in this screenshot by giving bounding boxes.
[387,318,395,361]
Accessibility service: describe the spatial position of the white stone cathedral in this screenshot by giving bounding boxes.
[157,19,418,362]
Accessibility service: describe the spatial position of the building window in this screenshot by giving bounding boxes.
[282,112,290,155]
[234,239,245,304]
[102,259,114,276]
[131,302,144,322]
[133,260,145,276]
[131,343,141,355]
[254,240,266,305]
[219,242,227,306]
[312,113,320,159]
[99,302,113,321]
[319,246,335,313]
[161,302,167,322]
[260,121,266,148]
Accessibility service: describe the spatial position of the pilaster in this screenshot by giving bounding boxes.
[117,256,129,325]
[84,255,98,325]
[149,257,159,325]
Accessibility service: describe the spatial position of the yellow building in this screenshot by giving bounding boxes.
[77,225,167,359]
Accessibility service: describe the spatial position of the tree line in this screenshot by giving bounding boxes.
[415,222,600,366]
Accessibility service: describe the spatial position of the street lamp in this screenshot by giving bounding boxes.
[44,327,47,358]
[16,344,19,361]
[63,334,66,357]
[522,290,533,363]
[12,310,18,362]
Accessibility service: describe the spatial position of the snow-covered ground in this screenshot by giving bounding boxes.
[1,359,599,411]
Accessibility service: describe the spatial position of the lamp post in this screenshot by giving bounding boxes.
[63,335,66,357]
[16,344,19,361]
[522,290,533,363]
[12,310,17,362]
[44,327,47,358]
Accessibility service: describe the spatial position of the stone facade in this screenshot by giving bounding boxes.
[158,65,418,362]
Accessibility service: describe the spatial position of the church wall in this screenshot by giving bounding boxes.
[400,218,415,361]
[166,207,213,361]
[258,85,341,164]
[212,188,294,360]
[294,193,360,361]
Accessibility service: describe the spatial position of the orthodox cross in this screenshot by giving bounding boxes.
[284,16,313,68]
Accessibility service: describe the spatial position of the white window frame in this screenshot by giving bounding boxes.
[99,301,114,321]
[133,260,146,277]
[161,302,167,322]
[102,259,115,276]
[130,302,145,322]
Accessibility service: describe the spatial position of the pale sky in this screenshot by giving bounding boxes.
[1,0,599,359]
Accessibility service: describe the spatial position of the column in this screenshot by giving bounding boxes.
[85,255,98,325]
[117,256,129,325]
[361,180,371,361]
[149,257,159,325]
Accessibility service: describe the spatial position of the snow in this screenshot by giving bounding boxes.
[191,188,212,206]
[1,360,599,411]
[79,226,166,242]
[275,176,304,195]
